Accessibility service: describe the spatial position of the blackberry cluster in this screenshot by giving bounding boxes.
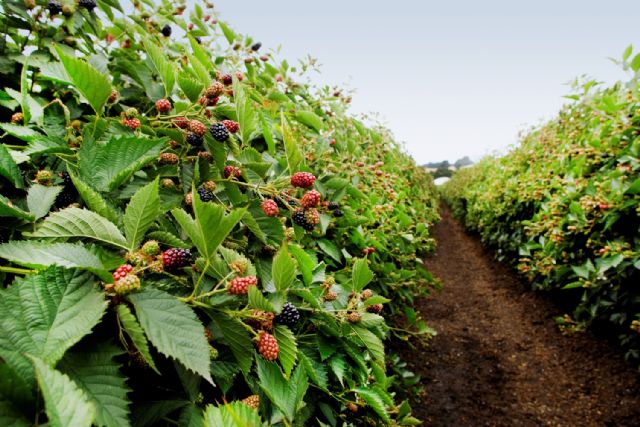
[186,132,203,146]
[161,248,192,270]
[275,302,300,327]
[292,208,314,231]
[210,123,229,141]
[79,0,97,12]
[196,187,214,202]
[161,24,172,37]
[47,1,62,15]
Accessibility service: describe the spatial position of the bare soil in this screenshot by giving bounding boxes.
[402,208,640,426]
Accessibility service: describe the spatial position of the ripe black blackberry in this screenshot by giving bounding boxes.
[209,123,229,141]
[275,302,300,327]
[185,132,203,146]
[196,187,214,202]
[161,24,172,37]
[332,209,344,217]
[275,195,297,209]
[292,209,314,231]
[58,171,72,186]
[55,189,76,207]
[328,201,339,210]
[79,0,97,11]
[47,1,63,15]
[162,248,192,270]
[251,42,262,51]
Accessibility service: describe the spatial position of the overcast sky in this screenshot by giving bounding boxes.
[200,1,640,164]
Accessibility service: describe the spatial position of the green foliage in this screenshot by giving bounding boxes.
[443,54,640,360]
[0,0,438,424]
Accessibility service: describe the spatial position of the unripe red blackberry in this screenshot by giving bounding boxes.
[275,302,301,327]
[11,112,24,124]
[174,117,189,129]
[247,310,274,331]
[122,117,141,130]
[329,138,335,146]
[347,312,362,323]
[185,132,203,146]
[199,96,218,107]
[113,264,134,281]
[196,187,214,202]
[366,304,383,314]
[236,72,244,81]
[362,247,376,255]
[188,120,207,136]
[290,172,316,188]
[210,122,229,141]
[301,190,321,208]
[161,248,192,271]
[201,180,217,191]
[221,74,233,85]
[347,402,358,413]
[221,119,239,134]
[114,274,141,295]
[227,275,258,295]
[261,199,279,217]
[324,290,337,301]
[155,98,171,113]
[108,89,118,103]
[223,165,241,179]
[241,395,260,409]
[257,331,278,361]
[141,240,161,256]
[159,152,179,165]
[360,289,373,300]
[198,151,213,161]
[161,24,172,37]
[304,208,320,226]
[205,82,224,98]
[35,170,53,186]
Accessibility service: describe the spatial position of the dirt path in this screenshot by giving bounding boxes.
[403,208,640,426]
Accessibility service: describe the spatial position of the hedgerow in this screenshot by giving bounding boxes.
[0,0,438,425]
[443,48,640,361]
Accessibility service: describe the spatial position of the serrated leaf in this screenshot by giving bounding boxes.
[0,194,35,220]
[289,245,315,286]
[274,325,297,376]
[256,358,308,421]
[248,286,276,312]
[143,37,175,96]
[328,354,346,386]
[298,350,328,390]
[203,401,261,427]
[233,80,257,144]
[56,46,111,115]
[354,387,391,424]
[115,304,159,374]
[26,207,128,249]
[147,230,191,249]
[188,35,214,72]
[272,244,296,292]
[0,122,41,141]
[32,357,96,427]
[128,288,212,384]
[78,136,165,192]
[0,142,24,189]
[210,313,253,375]
[352,258,373,292]
[58,343,131,427]
[294,110,323,133]
[281,114,302,173]
[317,239,341,262]
[69,171,120,224]
[124,178,159,250]
[0,267,106,385]
[26,184,63,219]
[350,325,384,364]
[178,72,204,103]
[179,404,205,427]
[316,335,337,361]
[0,241,109,279]
[218,21,237,44]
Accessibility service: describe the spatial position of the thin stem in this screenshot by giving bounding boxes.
[0,266,36,274]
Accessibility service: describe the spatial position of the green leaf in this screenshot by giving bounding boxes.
[178,72,204,103]
[317,239,342,262]
[233,80,257,143]
[210,313,253,375]
[0,267,106,385]
[188,35,214,72]
[147,231,191,249]
[32,357,96,427]
[0,194,35,221]
[352,258,373,292]
[632,53,640,72]
[354,387,391,424]
[259,112,275,155]
[328,354,346,386]
[26,184,63,219]
[281,115,303,173]
[115,304,159,374]
[0,363,33,427]
[0,241,109,279]
[626,177,640,194]
[128,288,212,384]
[289,245,315,286]
[0,122,41,141]
[272,245,296,292]
[58,343,131,427]
[294,111,323,133]
[256,359,308,421]
[248,286,276,312]
[218,21,237,44]
[179,404,205,427]
[298,350,328,390]
[56,46,111,115]
[0,143,24,188]
[124,178,159,250]
[350,325,384,364]
[203,402,261,427]
[25,207,128,249]
[274,325,297,377]
[69,171,120,225]
[78,136,165,192]
[143,37,175,96]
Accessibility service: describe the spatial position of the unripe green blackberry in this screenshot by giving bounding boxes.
[141,240,160,256]
[114,274,141,295]
[35,170,53,186]
[125,107,138,119]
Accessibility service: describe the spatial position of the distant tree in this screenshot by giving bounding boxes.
[433,167,453,178]
[454,156,473,168]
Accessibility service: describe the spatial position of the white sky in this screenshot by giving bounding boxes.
[196,0,640,164]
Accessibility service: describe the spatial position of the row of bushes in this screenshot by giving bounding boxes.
[0,0,438,425]
[443,48,640,360]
